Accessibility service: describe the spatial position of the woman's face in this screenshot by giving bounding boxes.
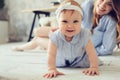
[58,10,82,39]
[96,0,113,16]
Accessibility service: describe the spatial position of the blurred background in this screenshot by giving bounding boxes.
[0,0,85,44]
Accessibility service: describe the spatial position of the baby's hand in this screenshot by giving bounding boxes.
[43,69,64,78]
[82,67,99,76]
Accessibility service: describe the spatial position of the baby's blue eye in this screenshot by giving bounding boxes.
[62,20,68,23]
[73,20,79,23]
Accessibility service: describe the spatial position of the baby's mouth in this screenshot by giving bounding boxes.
[66,30,74,32]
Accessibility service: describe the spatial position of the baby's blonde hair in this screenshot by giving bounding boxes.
[59,0,83,17]
[61,0,81,8]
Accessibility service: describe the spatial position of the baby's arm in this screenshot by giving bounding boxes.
[43,40,64,78]
[83,39,99,76]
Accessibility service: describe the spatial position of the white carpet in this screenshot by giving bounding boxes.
[0,42,120,80]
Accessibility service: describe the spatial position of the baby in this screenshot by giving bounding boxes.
[43,0,100,78]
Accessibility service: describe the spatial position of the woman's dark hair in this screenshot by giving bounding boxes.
[112,0,120,48]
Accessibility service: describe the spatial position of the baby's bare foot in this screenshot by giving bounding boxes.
[12,46,24,51]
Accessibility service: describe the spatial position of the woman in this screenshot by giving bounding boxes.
[81,0,119,56]
[13,0,120,56]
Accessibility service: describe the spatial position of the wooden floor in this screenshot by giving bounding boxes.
[0,42,120,80]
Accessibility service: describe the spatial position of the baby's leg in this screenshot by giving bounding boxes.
[34,27,51,38]
[12,27,51,51]
[35,37,49,50]
[12,37,39,51]
[12,37,49,51]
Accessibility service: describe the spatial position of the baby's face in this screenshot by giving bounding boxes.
[58,10,82,38]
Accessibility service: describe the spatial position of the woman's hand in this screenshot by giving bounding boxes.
[43,69,64,78]
[82,67,99,76]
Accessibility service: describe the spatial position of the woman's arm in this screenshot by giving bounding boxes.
[95,19,117,56]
